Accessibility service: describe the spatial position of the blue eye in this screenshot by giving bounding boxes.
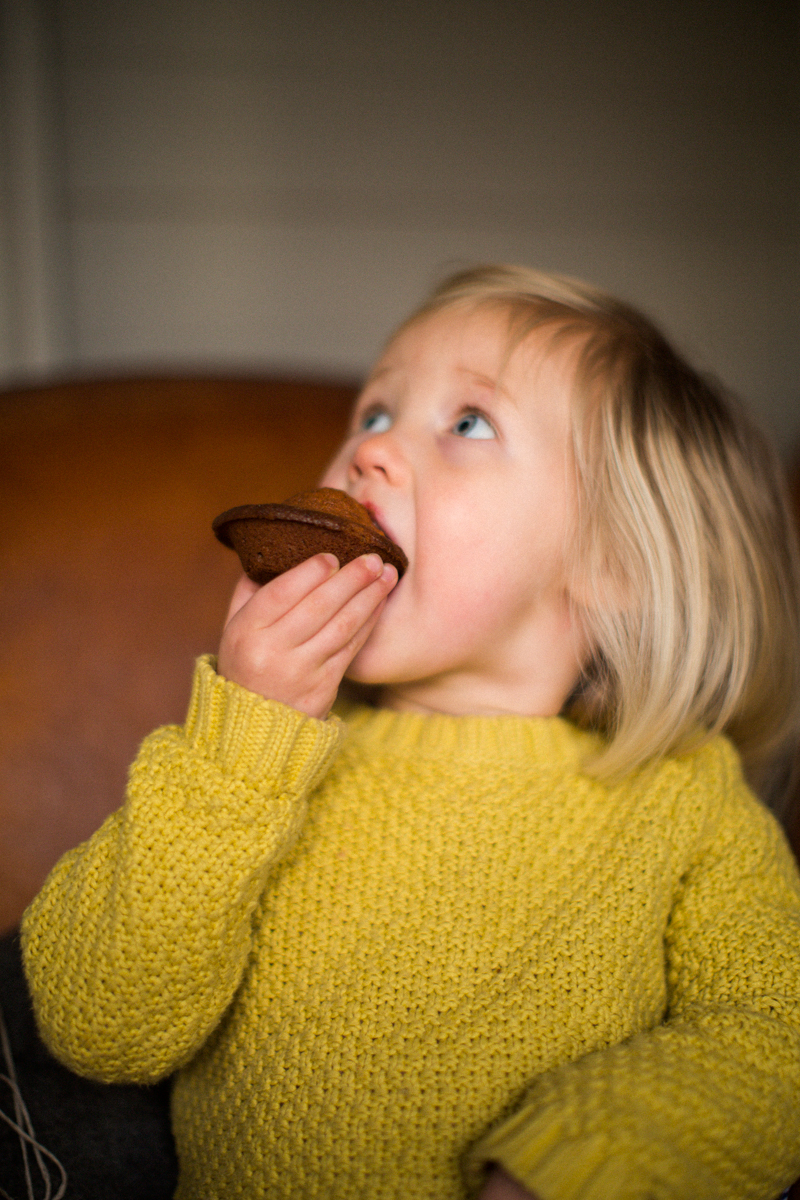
[453,412,496,439]
[360,409,393,434]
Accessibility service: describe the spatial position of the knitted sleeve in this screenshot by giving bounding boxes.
[20,655,343,1085]
[469,743,800,1200]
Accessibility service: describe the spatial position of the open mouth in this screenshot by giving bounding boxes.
[362,502,407,571]
[363,502,393,542]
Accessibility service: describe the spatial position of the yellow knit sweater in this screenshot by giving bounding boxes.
[21,657,800,1200]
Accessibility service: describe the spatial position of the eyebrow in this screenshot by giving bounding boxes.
[457,366,517,404]
[363,365,391,386]
[459,367,498,388]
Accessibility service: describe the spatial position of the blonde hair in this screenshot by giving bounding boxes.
[403,264,800,794]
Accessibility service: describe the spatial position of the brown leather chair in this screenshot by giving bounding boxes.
[0,375,355,933]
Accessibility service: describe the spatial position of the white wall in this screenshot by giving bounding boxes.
[2,0,798,451]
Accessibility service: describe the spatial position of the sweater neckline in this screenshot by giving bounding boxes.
[335,699,599,769]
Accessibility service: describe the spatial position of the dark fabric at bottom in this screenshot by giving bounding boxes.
[0,928,178,1200]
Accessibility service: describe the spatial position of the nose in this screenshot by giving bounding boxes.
[347,428,408,488]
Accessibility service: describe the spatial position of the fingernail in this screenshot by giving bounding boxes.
[381,563,397,584]
[362,553,383,574]
[321,553,339,571]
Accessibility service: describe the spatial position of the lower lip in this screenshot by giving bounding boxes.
[365,503,396,544]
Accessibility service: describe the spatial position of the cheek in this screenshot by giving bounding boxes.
[414,497,569,627]
[417,490,529,577]
[413,523,518,623]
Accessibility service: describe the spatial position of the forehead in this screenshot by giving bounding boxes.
[375,303,511,375]
[369,302,579,416]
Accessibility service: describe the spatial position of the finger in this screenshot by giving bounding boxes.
[300,562,397,659]
[328,588,389,667]
[224,574,260,626]
[245,553,340,626]
[292,597,389,714]
[277,555,395,647]
[308,585,395,704]
[289,586,391,707]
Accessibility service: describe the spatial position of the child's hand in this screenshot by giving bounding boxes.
[478,1167,541,1200]
[217,552,397,719]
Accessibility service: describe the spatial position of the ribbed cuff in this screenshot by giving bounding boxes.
[183,655,343,792]
[469,1107,624,1200]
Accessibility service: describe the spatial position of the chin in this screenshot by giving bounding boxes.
[344,626,398,685]
[344,657,389,686]
[344,645,416,688]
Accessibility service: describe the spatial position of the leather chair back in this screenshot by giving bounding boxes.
[0,376,354,932]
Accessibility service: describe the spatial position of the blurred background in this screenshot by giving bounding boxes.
[1,0,800,934]
[1,0,798,451]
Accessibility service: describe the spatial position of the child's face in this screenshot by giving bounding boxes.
[321,303,586,717]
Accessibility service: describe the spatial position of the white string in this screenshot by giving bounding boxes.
[0,1002,67,1200]
[0,1098,67,1200]
[0,999,36,1200]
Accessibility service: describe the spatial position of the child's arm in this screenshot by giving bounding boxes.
[21,554,396,1085]
[468,745,800,1200]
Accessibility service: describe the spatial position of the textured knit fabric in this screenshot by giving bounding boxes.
[21,655,800,1200]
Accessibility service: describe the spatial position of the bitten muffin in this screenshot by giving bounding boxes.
[212,488,408,585]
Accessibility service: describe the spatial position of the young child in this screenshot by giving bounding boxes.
[21,265,800,1200]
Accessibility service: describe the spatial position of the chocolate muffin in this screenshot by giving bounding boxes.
[213,488,408,585]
